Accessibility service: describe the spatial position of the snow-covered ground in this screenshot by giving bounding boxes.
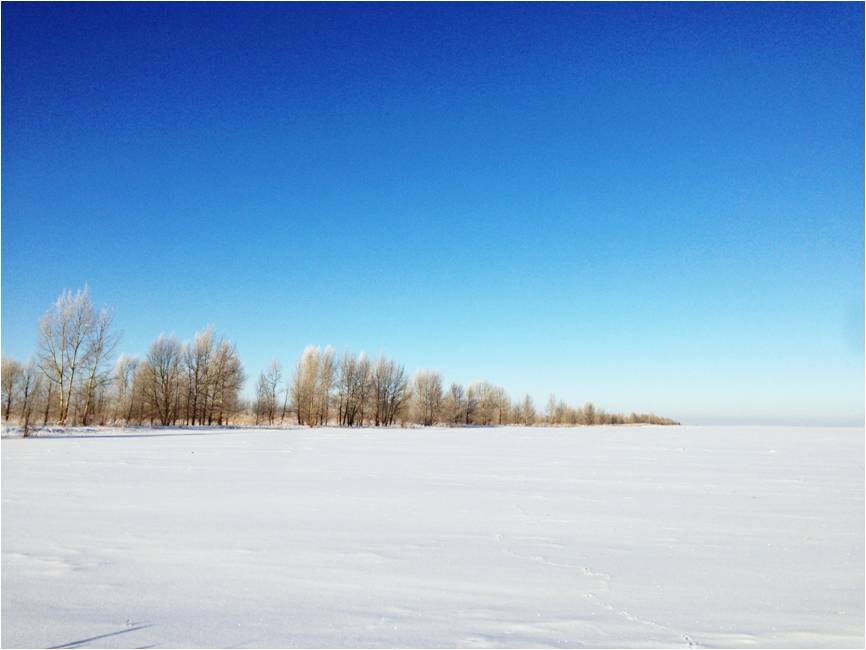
[2,426,863,648]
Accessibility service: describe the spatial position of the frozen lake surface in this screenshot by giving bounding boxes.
[2,425,863,648]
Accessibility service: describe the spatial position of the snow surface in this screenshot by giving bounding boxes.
[2,426,863,648]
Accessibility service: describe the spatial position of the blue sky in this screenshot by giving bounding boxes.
[2,2,863,424]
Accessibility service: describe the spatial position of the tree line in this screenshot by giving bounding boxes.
[1,288,678,434]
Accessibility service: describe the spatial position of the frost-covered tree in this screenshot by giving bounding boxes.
[37,288,111,425]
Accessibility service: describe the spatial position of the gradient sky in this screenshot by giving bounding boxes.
[2,2,863,425]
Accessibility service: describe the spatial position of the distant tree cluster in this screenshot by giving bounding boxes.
[249,360,677,428]
[1,288,678,432]
[542,394,678,426]
[132,329,245,427]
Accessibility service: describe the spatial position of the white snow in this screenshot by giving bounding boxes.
[2,426,863,648]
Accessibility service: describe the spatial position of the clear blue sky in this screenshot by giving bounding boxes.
[2,2,863,425]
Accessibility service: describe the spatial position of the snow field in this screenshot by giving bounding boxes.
[2,425,863,648]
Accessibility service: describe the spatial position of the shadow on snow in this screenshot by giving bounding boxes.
[49,624,153,649]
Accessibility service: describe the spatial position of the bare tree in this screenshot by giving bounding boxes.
[371,355,390,426]
[336,352,355,426]
[80,308,119,426]
[371,355,410,426]
[255,360,282,425]
[441,382,466,425]
[464,383,479,425]
[37,288,100,425]
[21,290,678,429]
[335,351,372,427]
[254,372,269,425]
[40,379,54,425]
[492,385,509,425]
[511,397,524,425]
[384,359,410,426]
[413,370,443,426]
[112,355,140,424]
[2,357,23,422]
[184,327,215,425]
[546,393,557,424]
[279,376,290,425]
[469,381,497,425]
[142,335,182,425]
[207,340,244,425]
[582,402,596,425]
[521,394,536,425]
[351,353,372,426]
[316,346,335,426]
[19,362,41,436]
[292,346,321,426]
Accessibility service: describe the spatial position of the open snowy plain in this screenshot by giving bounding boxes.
[2,425,863,648]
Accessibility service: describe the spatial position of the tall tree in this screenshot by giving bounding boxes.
[315,347,336,426]
[207,340,244,425]
[37,288,101,425]
[292,346,321,426]
[143,335,182,426]
[371,355,410,426]
[112,355,140,424]
[336,352,356,426]
[336,352,372,427]
[79,308,119,426]
[350,353,372,426]
[184,327,215,426]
